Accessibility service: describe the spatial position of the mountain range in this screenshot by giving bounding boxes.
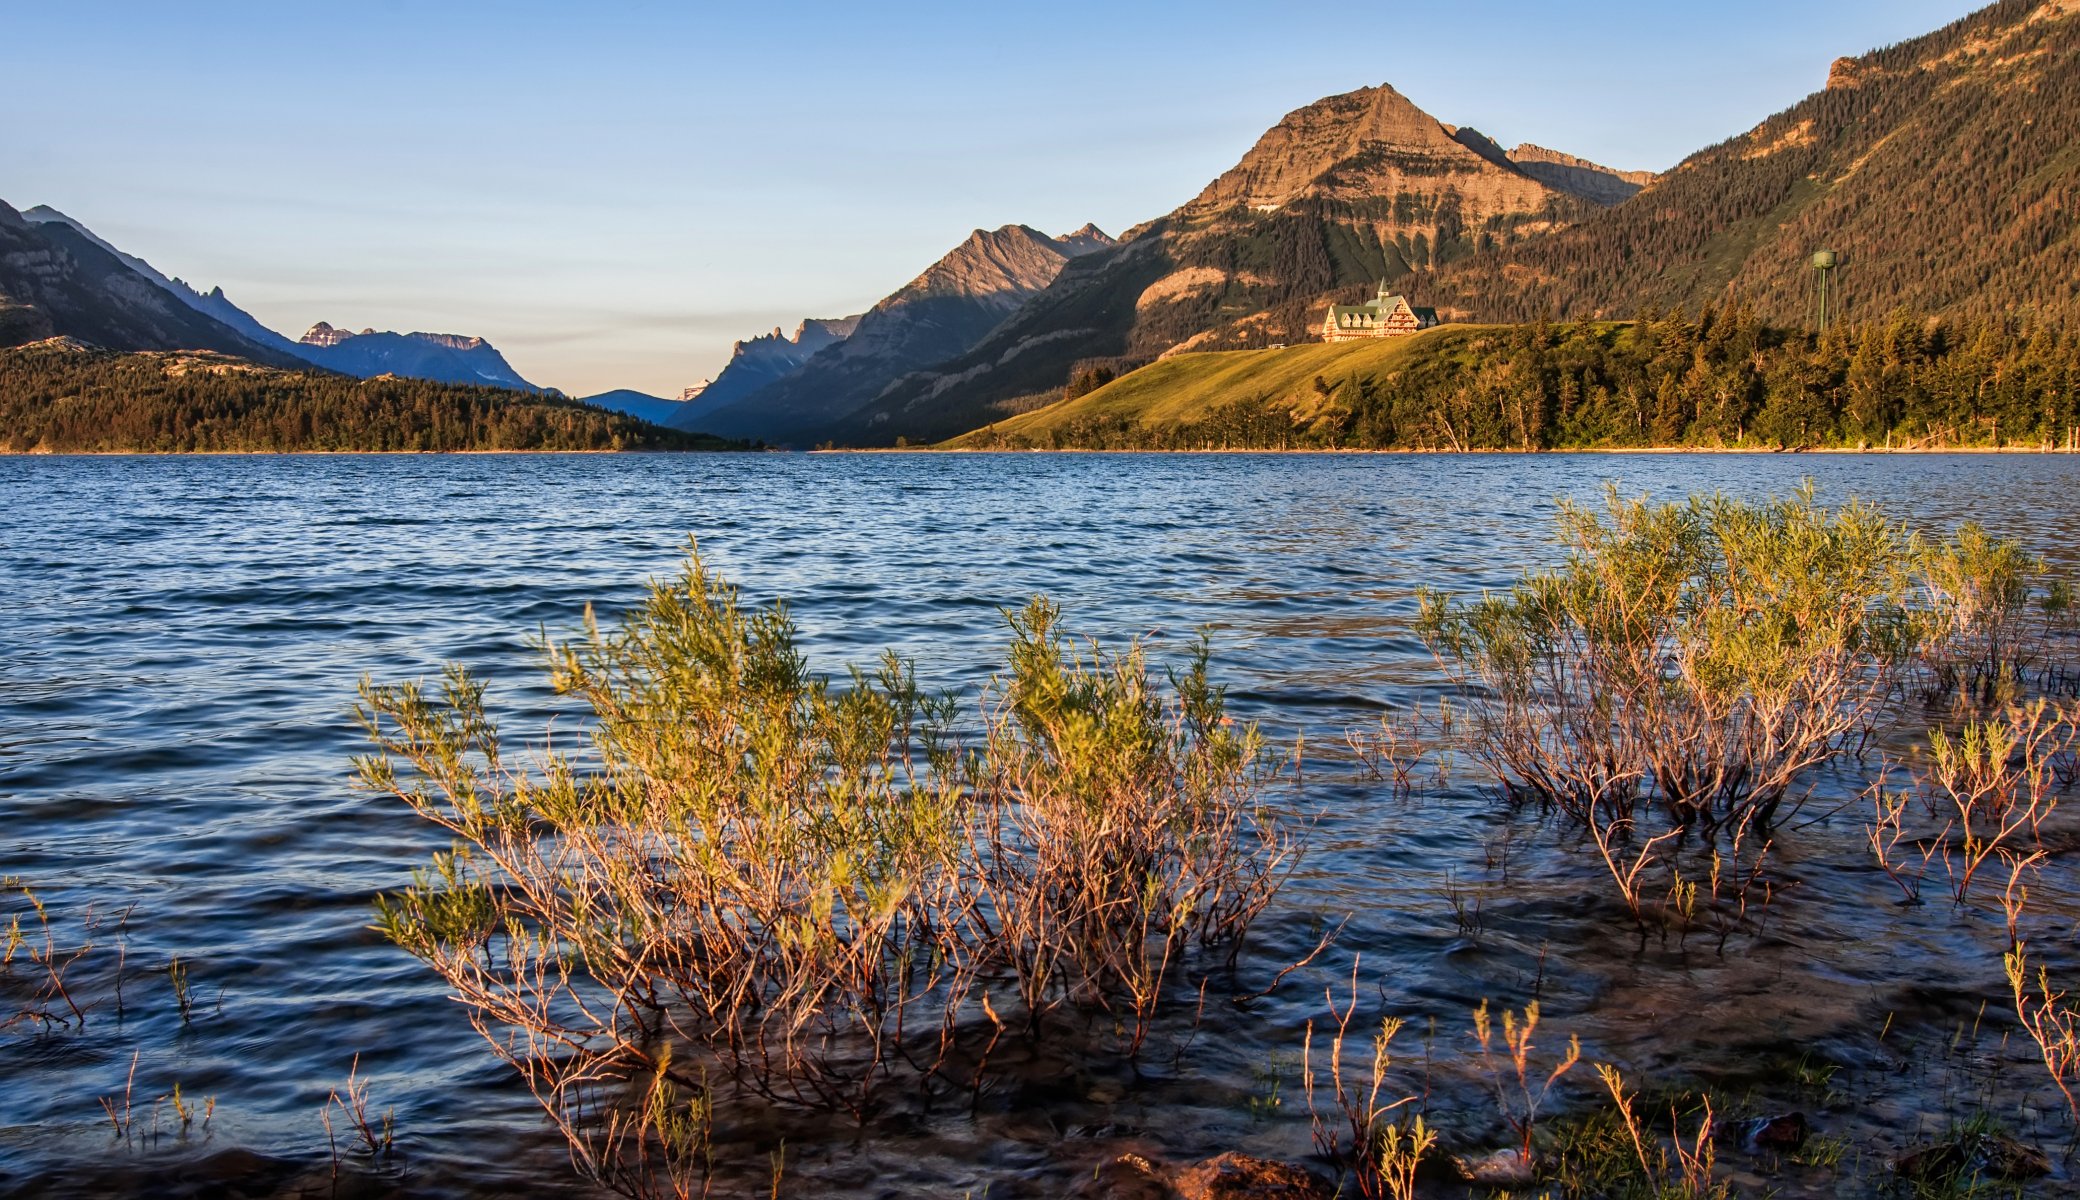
[674,317,862,424]
[1,204,542,392]
[830,84,1648,444]
[3,0,2074,449]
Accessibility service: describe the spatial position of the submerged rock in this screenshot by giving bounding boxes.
[1895,1132,2052,1183]
[1072,1152,1331,1200]
[1738,1112,1812,1153]
[1454,1146,1537,1185]
[1073,1153,1174,1200]
[1174,1153,1333,1199]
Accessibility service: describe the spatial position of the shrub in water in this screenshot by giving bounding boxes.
[354,548,1294,1196]
[1418,486,1921,913]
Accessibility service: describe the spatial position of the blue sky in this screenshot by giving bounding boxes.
[8,0,1976,396]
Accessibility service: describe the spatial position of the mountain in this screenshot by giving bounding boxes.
[1417,0,2080,326]
[19,205,303,354]
[7,203,549,391]
[292,323,540,391]
[687,224,1116,443]
[666,316,860,429]
[580,388,698,426]
[838,84,1636,445]
[0,199,307,367]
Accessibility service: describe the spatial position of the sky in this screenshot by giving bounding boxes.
[6,0,1980,398]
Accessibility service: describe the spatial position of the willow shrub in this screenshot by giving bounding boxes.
[354,549,1293,1196]
[1919,522,2071,709]
[1417,486,1926,917]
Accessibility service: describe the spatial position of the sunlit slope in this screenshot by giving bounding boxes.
[942,326,1480,447]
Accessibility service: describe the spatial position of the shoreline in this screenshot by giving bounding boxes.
[909,445,2080,457]
[0,447,742,457]
[7,444,2078,458]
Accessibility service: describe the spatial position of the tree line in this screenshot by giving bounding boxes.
[0,345,731,453]
[969,308,2080,452]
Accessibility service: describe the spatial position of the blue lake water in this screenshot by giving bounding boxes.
[5,451,2080,1198]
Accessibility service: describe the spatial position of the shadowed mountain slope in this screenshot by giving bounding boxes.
[667,316,861,430]
[0,200,307,367]
[690,224,1115,443]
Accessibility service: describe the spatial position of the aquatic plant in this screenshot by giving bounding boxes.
[1590,1066,1728,1200]
[1301,965,1428,1200]
[1918,524,2071,711]
[1470,999,1581,1169]
[355,546,1295,1197]
[1865,697,2074,912]
[1,884,134,1032]
[2003,944,2080,1127]
[1418,485,1921,917]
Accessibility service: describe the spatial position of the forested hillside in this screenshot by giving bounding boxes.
[1418,0,2080,326]
[950,308,2080,452]
[0,342,729,453]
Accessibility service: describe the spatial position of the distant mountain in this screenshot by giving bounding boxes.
[19,205,303,355]
[10,203,545,392]
[666,316,861,430]
[0,199,306,367]
[843,84,1636,445]
[292,322,540,391]
[1418,0,2080,326]
[688,224,1116,443]
[581,388,698,426]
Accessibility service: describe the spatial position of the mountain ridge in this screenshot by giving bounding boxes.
[833,83,1620,445]
[685,223,1116,442]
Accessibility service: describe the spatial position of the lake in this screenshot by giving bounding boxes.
[6,452,2080,1198]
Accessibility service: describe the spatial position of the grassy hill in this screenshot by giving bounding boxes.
[0,341,739,453]
[943,311,2080,453]
[944,329,1469,448]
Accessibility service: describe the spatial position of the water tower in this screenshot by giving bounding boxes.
[1812,249,1839,333]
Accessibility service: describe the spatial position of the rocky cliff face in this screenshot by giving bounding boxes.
[23,206,310,356]
[669,315,862,426]
[293,324,538,391]
[1504,144,1658,205]
[839,82,1627,445]
[683,224,1115,442]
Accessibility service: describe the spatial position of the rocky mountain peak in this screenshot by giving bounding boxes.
[895,224,1096,308]
[1188,83,1559,217]
[1054,223,1118,255]
[1445,125,1516,170]
[300,321,355,348]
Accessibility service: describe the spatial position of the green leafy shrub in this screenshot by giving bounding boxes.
[1417,486,1924,917]
[354,548,1295,1196]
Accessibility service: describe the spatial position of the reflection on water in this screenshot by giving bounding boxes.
[5,451,2080,1198]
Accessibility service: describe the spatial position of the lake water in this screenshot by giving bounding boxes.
[6,452,2080,1199]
